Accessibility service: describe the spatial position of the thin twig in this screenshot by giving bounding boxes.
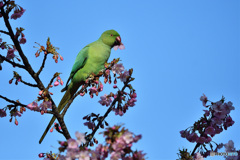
[0,94,26,107]
[0,29,9,35]
[37,54,47,75]
[20,79,38,87]
[0,54,25,69]
[46,72,59,89]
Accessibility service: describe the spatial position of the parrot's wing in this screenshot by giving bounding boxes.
[61,46,89,92]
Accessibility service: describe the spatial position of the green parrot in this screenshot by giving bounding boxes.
[39,30,125,144]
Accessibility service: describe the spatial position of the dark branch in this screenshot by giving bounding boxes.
[0,54,25,69]
[0,94,26,107]
[37,54,47,75]
[20,79,38,87]
[1,8,71,140]
[0,29,9,35]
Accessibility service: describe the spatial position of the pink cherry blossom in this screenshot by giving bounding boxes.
[195,152,204,160]
[112,138,126,151]
[113,108,124,116]
[112,63,124,75]
[119,70,130,82]
[11,7,26,20]
[122,131,134,144]
[213,110,226,119]
[113,44,125,51]
[98,94,112,107]
[224,140,236,152]
[105,69,110,75]
[128,97,137,107]
[196,137,206,144]
[110,152,121,160]
[212,101,223,112]
[186,132,198,143]
[133,151,146,160]
[214,125,223,134]
[0,109,7,117]
[75,131,86,145]
[211,117,222,125]
[38,153,45,158]
[204,126,215,136]
[26,101,38,111]
[97,82,103,92]
[54,80,59,86]
[78,151,90,160]
[67,139,78,149]
[89,87,97,94]
[133,134,142,142]
[39,101,52,112]
[180,130,187,138]
[223,116,234,130]
[6,48,15,60]
[19,37,26,44]
[200,94,208,107]
[222,102,235,114]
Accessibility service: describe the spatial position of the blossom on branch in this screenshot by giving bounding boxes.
[112,63,124,75]
[11,7,26,20]
[0,109,7,117]
[98,94,112,107]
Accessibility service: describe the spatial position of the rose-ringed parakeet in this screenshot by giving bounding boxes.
[39,30,125,144]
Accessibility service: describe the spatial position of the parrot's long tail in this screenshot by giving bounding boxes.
[39,82,80,144]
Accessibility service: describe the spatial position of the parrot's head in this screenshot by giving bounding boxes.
[100,30,125,50]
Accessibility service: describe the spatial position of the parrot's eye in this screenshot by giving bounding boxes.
[110,34,113,36]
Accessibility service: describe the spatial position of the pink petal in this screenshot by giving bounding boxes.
[54,80,59,86]
[119,44,125,50]
[113,46,119,51]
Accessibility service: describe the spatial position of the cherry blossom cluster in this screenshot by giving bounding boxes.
[27,100,52,115]
[179,94,235,158]
[15,27,26,44]
[34,38,63,63]
[0,100,25,126]
[223,140,240,160]
[39,125,146,160]
[54,76,64,86]
[0,1,25,20]
[97,63,137,116]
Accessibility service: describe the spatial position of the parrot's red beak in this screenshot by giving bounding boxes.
[116,36,121,43]
[113,36,125,51]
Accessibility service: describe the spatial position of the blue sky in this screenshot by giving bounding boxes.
[0,0,239,159]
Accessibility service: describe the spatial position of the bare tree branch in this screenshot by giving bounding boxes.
[37,54,47,75]
[20,79,38,87]
[0,29,9,35]
[0,94,26,107]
